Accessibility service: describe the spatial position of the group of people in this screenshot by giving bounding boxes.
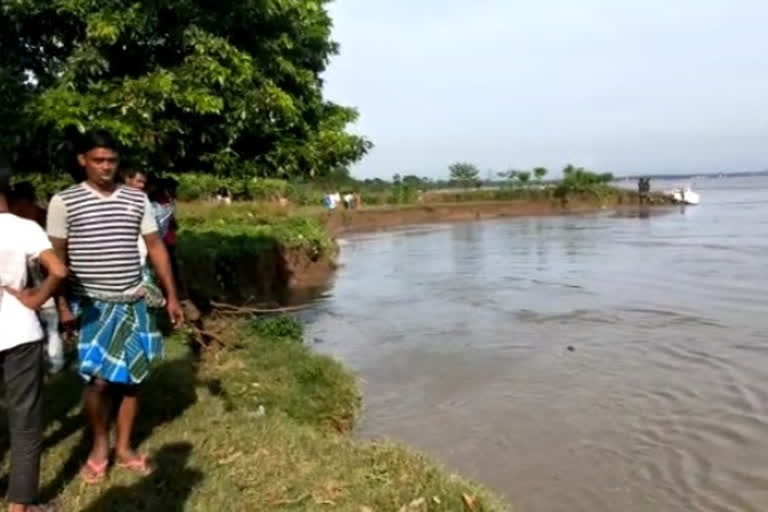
[323,191,361,211]
[0,130,183,511]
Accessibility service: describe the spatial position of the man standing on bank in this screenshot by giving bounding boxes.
[46,131,184,483]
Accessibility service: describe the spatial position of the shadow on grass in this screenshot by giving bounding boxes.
[79,442,203,512]
[32,352,230,502]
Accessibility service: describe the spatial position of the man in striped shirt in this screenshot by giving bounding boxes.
[47,130,183,482]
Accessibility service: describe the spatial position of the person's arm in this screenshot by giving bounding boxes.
[49,237,75,325]
[3,219,68,310]
[141,197,183,328]
[5,249,67,309]
[46,194,75,328]
[144,233,183,328]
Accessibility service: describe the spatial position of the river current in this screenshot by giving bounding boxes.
[305,177,768,511]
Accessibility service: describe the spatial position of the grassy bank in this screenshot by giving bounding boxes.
[6,317,507,511]
[175,202,337,304]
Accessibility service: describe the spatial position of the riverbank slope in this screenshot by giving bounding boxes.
[14,318,507,511]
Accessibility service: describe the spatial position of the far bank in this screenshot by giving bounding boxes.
[322,197,674,235]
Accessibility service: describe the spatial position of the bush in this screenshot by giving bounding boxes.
[10,173,74,202]
[252,315,304,341]
[170,174,295,202]
[387,185,418,204]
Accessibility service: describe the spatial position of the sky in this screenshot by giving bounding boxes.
[322,1,768,179]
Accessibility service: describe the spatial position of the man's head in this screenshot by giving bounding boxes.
[76,130,120,188]
[163,177,179,199]
[7,181,42,221]
[0,153,11,206]
[121,169,147,191]
[10,181,36,204]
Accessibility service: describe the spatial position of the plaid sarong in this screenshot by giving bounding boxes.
[72,297,163,385]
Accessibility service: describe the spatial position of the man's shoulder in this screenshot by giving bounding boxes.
[54,183,87,202]
[1,213,45,235]
[119,185,150,207]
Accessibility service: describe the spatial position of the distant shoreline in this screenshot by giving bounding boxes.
[322,198,674,235]
[621,171,768,180]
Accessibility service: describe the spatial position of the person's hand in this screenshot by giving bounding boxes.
[3,287,43,310]
[58,306,78,340]
[166,296,184,329]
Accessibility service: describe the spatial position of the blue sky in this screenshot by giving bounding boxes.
[322,1,768,179]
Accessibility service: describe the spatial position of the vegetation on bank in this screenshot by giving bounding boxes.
[175,202,336,304]
[6,317,507,511]
[13,162,657,209]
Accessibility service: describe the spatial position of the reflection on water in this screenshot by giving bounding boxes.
[304,177,768,512]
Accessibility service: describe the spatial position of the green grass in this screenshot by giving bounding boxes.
[175,204,337,304]
[177,202,333,254]
[2,319,508,511]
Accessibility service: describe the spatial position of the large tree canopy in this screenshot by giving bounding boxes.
[0,0,371,177]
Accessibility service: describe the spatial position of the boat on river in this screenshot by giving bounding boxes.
[666,185,700,205]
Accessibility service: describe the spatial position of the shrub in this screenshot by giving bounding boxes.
[252,315,304,341]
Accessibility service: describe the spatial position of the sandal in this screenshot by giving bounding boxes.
[80,458,108,484]
[27,502,60,512]
[23,504,59,512]
[116,453,154,476]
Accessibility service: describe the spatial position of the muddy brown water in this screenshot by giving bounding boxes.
[303,177,768,512]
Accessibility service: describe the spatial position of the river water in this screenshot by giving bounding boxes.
[305,177,768,512]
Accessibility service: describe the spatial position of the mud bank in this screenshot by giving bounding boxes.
[322,198,666,235]
[177,233,337,306]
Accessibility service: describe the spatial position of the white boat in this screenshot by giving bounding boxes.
[666,185,700,205]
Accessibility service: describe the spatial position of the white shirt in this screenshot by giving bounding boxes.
[0,213,52,351]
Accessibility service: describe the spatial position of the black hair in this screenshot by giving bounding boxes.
[119,168,146,181]
[76,129,119,155]
[10,181,36,202]
[0,153,11,197]
[163,176,179,191]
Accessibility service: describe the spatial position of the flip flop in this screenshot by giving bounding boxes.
[26,502,60,512]
[116,453,154,476]
[80,458,108,484]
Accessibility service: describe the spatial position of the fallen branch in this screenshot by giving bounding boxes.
[210,300,311,314]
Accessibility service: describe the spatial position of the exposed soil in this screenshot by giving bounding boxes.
[178,243,337,308]
[322,198,668,235]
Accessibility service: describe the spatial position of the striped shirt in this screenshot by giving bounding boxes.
[47,183,158,298]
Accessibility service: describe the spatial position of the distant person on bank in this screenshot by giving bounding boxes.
[47,130,184,483]
[0,172,68,512]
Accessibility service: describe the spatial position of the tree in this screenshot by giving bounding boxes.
[0,0,372,177]
[533,167,548,182]
[449,162,480,188]
[402,175,423,188]
[496,168,516,182]
[516,171,531,186]
[392,173,402,185]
